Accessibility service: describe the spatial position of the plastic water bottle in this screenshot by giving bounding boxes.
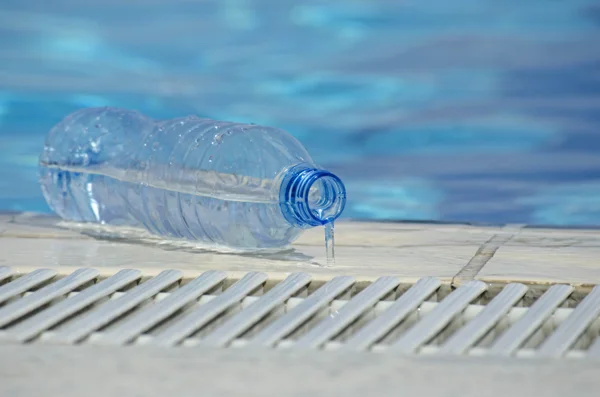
[38,107,346,252]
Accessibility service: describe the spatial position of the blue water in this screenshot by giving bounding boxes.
[1,0,599,226]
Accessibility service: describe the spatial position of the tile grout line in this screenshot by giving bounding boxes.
[451,224,525,287]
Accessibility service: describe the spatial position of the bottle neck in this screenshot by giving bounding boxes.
[279,164,346,228]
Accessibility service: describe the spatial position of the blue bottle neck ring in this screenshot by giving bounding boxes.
[279,164,346,228]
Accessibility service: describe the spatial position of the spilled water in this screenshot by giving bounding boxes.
[57,220,327,267]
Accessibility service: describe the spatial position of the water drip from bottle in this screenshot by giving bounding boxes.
[324,222,335,266]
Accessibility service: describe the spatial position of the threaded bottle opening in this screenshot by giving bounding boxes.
[279,164,346,228]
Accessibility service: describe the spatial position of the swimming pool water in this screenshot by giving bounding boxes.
[1,0,599,226]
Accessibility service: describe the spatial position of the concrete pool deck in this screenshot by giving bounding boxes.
[1,212,600,396]
[2,212,599,287]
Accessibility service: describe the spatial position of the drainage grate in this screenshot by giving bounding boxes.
[0,266,599,358]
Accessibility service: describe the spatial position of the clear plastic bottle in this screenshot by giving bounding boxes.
[39,107,346,250]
